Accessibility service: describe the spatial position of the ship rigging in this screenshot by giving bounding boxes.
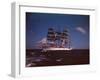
[40,28,72,51]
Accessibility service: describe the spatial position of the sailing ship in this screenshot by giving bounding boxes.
[41,28,72,52]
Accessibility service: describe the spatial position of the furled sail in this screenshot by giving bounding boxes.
[46,28,70,48]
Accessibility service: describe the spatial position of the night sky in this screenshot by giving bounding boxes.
[26,12,89,49]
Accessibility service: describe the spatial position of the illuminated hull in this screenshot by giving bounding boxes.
[42,47,72,52]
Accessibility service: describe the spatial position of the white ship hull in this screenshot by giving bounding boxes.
[42,47,72,52]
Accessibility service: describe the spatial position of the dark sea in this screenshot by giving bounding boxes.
[26,49,89,67]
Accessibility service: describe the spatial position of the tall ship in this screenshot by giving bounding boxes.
[41,28,72,52]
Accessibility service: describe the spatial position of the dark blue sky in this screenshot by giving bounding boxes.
[26,12,89,49]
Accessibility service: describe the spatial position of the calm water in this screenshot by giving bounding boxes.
[26,49,89,67]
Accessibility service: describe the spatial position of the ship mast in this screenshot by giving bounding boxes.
[46,28,71,49]
[47,28,56,47]
[60,29,68,48]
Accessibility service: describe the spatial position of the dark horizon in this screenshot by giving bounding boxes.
[26,48,89,50]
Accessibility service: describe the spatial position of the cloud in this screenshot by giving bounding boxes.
[76,27,86,34]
